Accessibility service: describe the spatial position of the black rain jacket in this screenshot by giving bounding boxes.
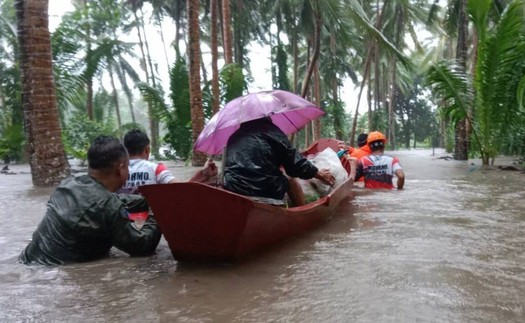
[19,175,161,266]
[223,118,318,200]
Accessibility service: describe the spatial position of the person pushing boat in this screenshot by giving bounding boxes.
[19,136,162,265]
[354,131,405,189]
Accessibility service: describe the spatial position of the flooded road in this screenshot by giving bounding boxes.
[1,149,524,322]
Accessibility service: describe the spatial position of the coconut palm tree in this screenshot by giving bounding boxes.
[14,0,70,186]
[454,0,469,160]
[187,0,207,166]
[222,0,234,65]
[427,0,525,165]
[210,0,220,114]
[127,0,161,156]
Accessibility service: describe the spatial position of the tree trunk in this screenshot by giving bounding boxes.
[222,0,233,65]
[15,0,70,187]
[388,5,403,150]
[304,123,311,148]
[115,63,136,123]
[350,46,373,147]
[187,0,207,166]
[83,0,93,120]
[371,0,391,132]
[373,44,380,129]
[174,0,182,60]
[332,77,343,140]
[232,0,245,67]
[155,12,171,69]
[313,63,321,141]
[300,10,321,99]
[132,8,160,157]
[210,0,220,114]
[200,50,208,84]
[108,64,122,137]
[292,29,298,93]
[388,61,396,150]
[454,0,469,160]
[133,9,156,152]
[140,7,160,157]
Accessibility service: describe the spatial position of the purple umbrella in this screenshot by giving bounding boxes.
[194,90,325,155]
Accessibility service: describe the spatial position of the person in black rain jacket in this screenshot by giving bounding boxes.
[223,118,334,206]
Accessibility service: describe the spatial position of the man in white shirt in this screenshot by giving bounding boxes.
[121,129,217,193]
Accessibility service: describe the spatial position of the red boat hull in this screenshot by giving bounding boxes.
[139,139,355,262]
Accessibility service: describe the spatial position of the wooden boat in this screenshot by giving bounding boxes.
[139,139,355,262]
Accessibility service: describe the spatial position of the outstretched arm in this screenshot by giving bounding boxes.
[314,168,335,186]
[188,159,218,183]
[395,169,405,189]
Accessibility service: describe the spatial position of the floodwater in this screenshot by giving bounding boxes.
[1,149,524,322]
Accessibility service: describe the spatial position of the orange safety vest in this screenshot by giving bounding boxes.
[350,146,371,181]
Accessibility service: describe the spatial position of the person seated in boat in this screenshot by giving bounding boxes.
[120,129,218,193]
[223,117,335,206]
[354,131,405,189]
[19,136,162,266]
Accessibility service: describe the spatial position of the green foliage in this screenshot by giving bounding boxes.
[272,43,291,91]
[166,58,192,159]
[394,75,438,149]
[220,63,246,103]
[51,15,86,115]
[323,99,350,141]
[0,124,24,163]
[517,74,525,112]
[93,90,115,124]
[138,58,194,160]
[427,0,525,163]
[426,61,473,123]
[62,114,113,163]
[0,0,23,129]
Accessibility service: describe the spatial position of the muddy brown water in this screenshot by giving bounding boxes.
[1,149,524,322]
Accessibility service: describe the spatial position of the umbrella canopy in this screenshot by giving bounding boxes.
[194,90,325,155]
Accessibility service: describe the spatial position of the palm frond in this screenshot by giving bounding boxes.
[467,0,492,39]
[137,82,171,122]
[475,0,525,133]
[343,0,411,68]
[426,60,472,122]
[517,73,525,112]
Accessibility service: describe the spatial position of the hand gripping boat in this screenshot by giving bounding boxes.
[139,139,355,262]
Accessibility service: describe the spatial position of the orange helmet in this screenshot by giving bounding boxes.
[367,131,386,144]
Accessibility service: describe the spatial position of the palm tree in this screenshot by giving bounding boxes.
[81,0,94,120]
[222,0,234,65]
[187,0,207,166]
[427,0,525,165]
[454,0,469,160]
[210,0,220,114]
[343,0,412,146]
[14,0,70,186]
[127,0,161,156]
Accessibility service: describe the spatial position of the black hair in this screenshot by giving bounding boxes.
[123,129,150,155]
[369,140,385,152]
[87,135,128,170]
[357,133,368,148]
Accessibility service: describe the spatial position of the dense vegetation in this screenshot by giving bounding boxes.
[1,0,525,185]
